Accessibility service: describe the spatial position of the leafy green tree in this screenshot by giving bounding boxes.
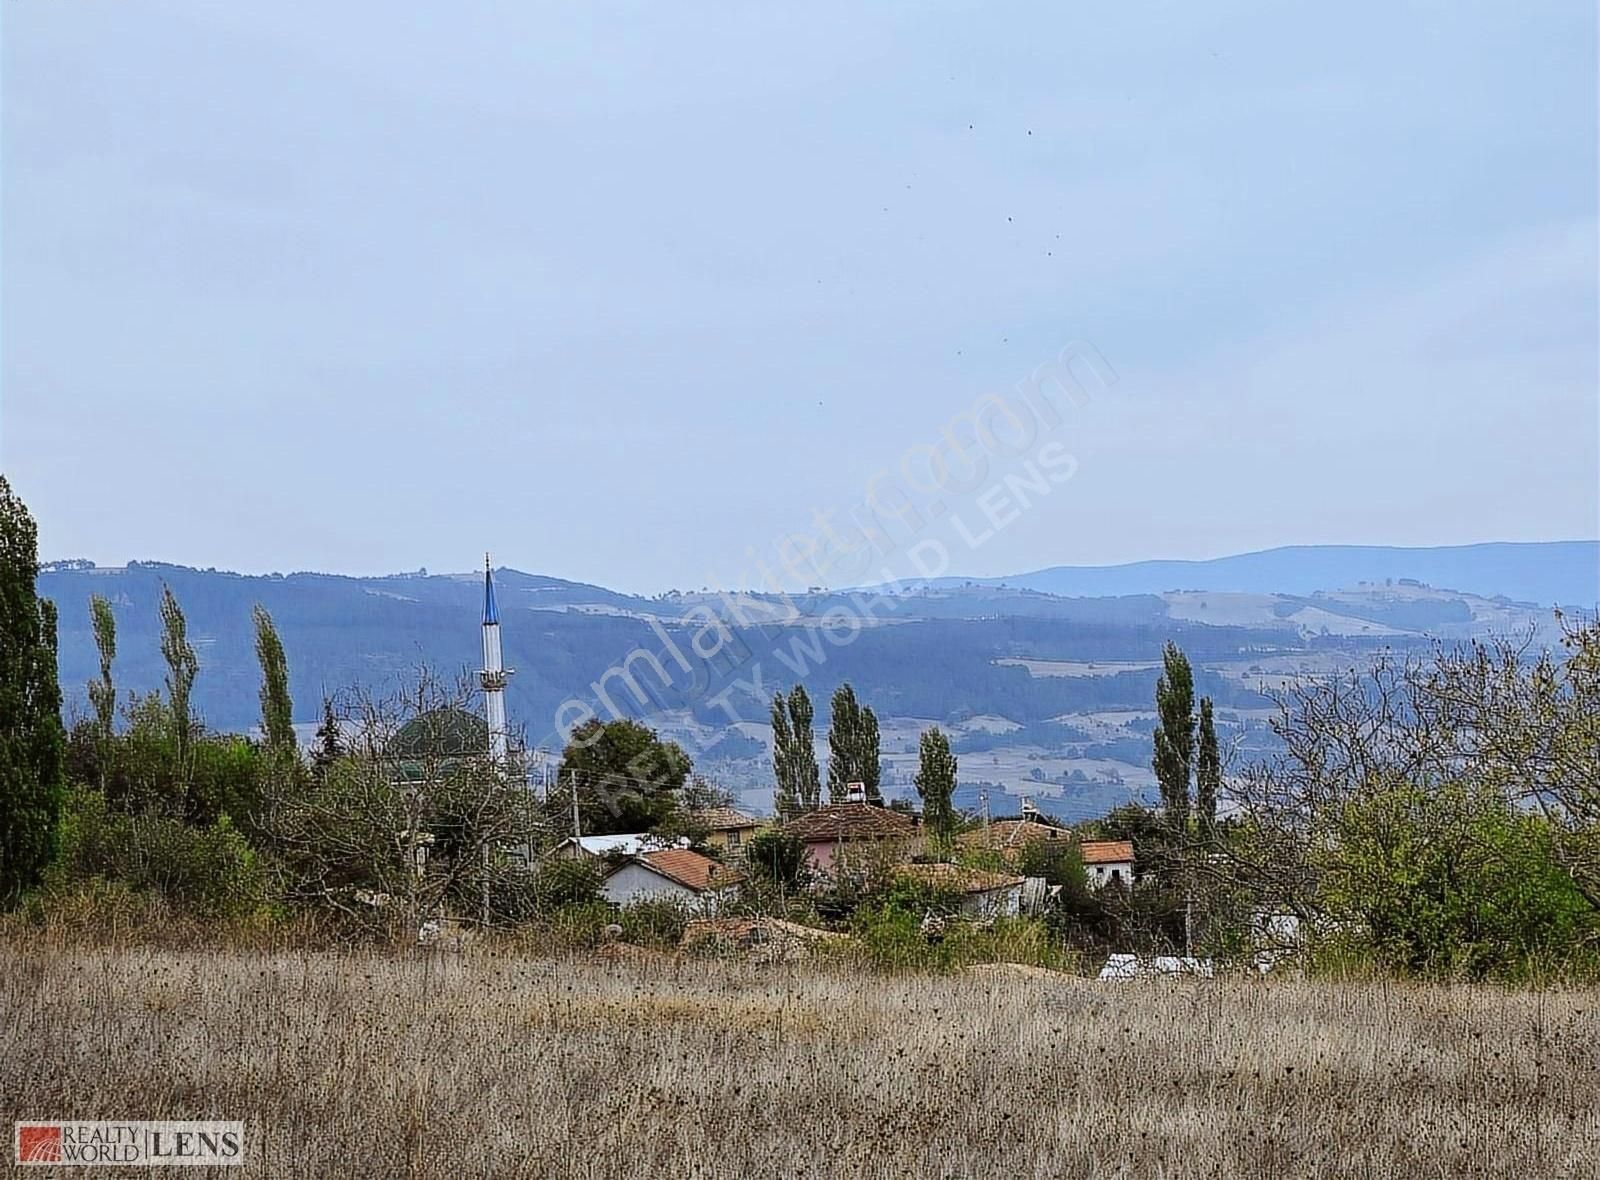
[1228,628,1600,975]
[789,685,820,810]
[1152,642,1195,835]
[555,718,692,835]
[252,605,295,758]
[859,705,882,803]
[914,726,957,851]
[771,693,798,819]
[827,683,861,802]
[1418,618,1600,908]
[87,595,117,793]
[88,595,117,744]
[1082,802,1165,876]
[0,477,66,905]
[158,583,199,775]
[1196,696,1220,840]
[827,682,881,803]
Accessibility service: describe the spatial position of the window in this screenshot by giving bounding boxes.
[726,830,742,848]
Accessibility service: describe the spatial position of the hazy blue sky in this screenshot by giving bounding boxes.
[3,2,1595,593]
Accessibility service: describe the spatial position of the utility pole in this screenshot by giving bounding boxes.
[570,769,581,842]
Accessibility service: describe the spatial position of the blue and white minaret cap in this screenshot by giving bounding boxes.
[483,553,499,626]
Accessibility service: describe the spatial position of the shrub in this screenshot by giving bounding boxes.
[742,828,809,893]
[617,898,690,948]
[1318,782,1593,980]
[53,787,270,920]
[534,857,602,909]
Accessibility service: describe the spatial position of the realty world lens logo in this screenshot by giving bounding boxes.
[15,1122,244,1167]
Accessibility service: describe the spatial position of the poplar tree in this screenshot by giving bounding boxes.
[252,605,295,757]
[827,683,862,802]
[159,584,199,771]
[1152,641,1196,835]
[914,726,958,851]
[87,594,117,794]
[771,693,798,819]
[859,706,882,804]
[789,685,820,810]
[0,477,66,904]
[88,594,117,743]
[1196,696,1221,840]
[826,684,885,804]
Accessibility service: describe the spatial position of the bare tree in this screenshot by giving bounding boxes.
[1220,616,1600,922]
[263,668,544,938]
[1415,615,1600,905]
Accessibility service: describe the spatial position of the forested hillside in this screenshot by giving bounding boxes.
[39,557,1569,818]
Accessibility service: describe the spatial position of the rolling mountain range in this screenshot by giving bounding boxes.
[900,541,1600,606]
[40,541,1595,820]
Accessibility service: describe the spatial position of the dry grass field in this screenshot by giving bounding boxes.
[3,942,1597,1178]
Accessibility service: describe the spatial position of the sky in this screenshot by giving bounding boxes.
[3,1,1596,594]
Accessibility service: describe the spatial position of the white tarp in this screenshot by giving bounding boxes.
[1097,953,1215,981]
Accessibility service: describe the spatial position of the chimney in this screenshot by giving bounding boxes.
[846,781,866,804]
[1020,797,1041,823]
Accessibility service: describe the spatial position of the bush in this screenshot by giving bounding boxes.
[1319,782,1593,980]
[534,858,602,908]
[849,905,1067,972]
[617,898,690,948]
[53,788,270,920]
[742,828,809,893]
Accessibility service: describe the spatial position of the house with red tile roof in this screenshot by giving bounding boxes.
[1080,840,1135,888]
[783,801,918,875]
[600,848,746,913]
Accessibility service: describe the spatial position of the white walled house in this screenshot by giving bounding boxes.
[1080,840,1135,888]
[600,848,745,914]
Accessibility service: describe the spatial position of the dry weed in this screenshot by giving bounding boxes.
[2,941,1595,1178]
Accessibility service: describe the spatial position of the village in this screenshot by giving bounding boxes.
[540,791,1146,966]
[369,562,1255,975]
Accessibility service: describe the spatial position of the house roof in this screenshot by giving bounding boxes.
[957,819,1071,850]
[897,863,1025,895]
[1080,840,1135,865]
[783,801,916,842]
[629,848,746,893]
[550,833,687,858]
[691,806,763,832]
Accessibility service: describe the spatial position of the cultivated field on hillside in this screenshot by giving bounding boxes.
[3,944,1596,1178]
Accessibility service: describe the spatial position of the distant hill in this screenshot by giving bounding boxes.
[917,542,1599,607]
[37,545,1587,821]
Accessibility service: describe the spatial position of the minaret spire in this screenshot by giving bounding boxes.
[479,553,511,762]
